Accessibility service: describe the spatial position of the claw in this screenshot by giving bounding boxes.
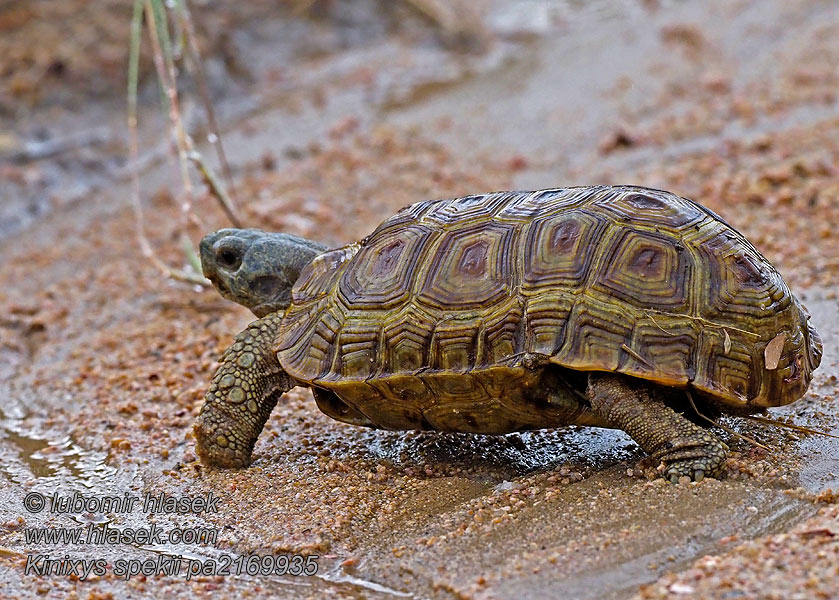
[694,469,704,482]
[669,474,679,484]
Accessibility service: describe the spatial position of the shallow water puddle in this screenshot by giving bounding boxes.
[0,412,122,489]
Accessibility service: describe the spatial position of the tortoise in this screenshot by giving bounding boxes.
[194,185,822,481]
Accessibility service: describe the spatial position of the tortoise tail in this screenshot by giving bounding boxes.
[194,314,293,468]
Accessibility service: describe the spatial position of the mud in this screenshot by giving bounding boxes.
[1,0,838,599]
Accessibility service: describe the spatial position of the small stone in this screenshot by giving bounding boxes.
[669,582,695,594]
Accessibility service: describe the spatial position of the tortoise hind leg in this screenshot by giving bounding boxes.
[195,314,294,468]
[587,372,728,482]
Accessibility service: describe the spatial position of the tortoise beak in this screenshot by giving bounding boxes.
[199,233,218,278]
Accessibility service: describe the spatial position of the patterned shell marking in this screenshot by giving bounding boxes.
[276,186,820,410]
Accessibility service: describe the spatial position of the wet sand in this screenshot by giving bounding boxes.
[1,1,838,598]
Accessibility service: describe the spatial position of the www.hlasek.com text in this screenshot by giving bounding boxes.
[25,522,218,546]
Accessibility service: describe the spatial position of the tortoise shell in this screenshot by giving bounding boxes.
[274,186,822,432]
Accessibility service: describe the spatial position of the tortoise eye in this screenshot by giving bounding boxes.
[217,248,242,270]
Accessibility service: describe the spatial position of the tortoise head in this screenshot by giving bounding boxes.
[200,229,327,317]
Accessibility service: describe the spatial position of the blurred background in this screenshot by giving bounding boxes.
[2,0,837,272]
[0,1,838,599]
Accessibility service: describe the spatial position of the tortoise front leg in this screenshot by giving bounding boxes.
[587,373,728,482]
[194,314,293,468]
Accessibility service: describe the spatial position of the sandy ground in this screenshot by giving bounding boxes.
[1,1,838,599]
